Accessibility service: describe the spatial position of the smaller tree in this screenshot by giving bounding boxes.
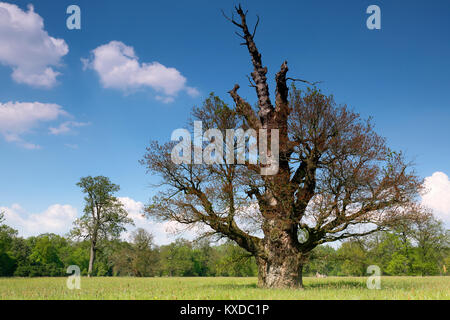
[409,215,449,275]
[29,234,66,276]
[159,239,196,276]
[210,242,257,277]
[0,212,17,253]
[109,241,133,276]
[304,245,338,276]
[70,176,133,276]
[8,237,31,276]
[337,241,368,276]
[129,228,159,277]
[387,252,410,275]
[0,213,18,276]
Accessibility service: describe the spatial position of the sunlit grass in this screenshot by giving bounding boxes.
[0,276,448,300]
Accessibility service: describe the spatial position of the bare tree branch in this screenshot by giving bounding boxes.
[225,5,274,126]
[287,77,323,86]
[228,84,261,130]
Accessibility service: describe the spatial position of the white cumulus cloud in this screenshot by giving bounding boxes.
[83,41,199,102]
[0,101,68,148]
[421,171,450,223]
[0,2,68,88]
[0,197,210,241]
[0,203,77,237]
[118,197,199,245]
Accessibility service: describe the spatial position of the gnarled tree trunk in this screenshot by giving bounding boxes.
[256,226,305,288]
[257,254,304,289]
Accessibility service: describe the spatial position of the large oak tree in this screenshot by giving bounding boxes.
[142,6,425,288]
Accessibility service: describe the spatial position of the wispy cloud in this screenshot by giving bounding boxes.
[64,143,79,149]
[49,121,90,135]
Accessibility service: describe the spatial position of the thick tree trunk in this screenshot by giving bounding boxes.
[256,233,304,289]
[87,240,96,277]
[257,257,303,289]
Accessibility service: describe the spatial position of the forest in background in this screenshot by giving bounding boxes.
[1,214,448,278]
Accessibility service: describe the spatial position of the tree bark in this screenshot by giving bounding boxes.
[88,239,96,277]
[88,213,99,277]
[257,256,304,289]
[256,231,305,289]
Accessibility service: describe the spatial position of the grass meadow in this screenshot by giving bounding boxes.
[0,276,449,300]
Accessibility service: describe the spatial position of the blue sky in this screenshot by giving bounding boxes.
[1,0,449,242]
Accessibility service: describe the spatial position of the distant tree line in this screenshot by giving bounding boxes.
[1,176,448,278]
[0,223,257,277]
[0,211,448,277]
[305,218,450,277]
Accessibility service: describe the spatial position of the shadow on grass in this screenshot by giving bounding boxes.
[202,280,367,290]
[201,283,258,290]
[305,280,366,290]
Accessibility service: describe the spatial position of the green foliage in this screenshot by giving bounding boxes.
[0,210,448,278]
[304,245,339,276]
[0,221,18,276]
[0,253,15,276]
[70,176,134,276]
[71,176,133,242]
[109,229,159,277]
[386,252,409,275]
[64,241,90,274]
[336,241,367,276]
[209,242,257,277]
[159,239,197,276]
[0,223,17,253]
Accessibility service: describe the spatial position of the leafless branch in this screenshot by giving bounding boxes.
[287,77,323,86]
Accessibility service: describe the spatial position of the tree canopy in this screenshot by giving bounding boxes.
[141,6,427,288]
[70,176,133,276]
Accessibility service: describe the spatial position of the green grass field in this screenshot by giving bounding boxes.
[0,276,448,300]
